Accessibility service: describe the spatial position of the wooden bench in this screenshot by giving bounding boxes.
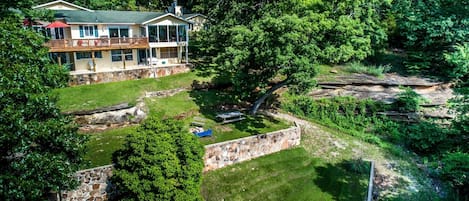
[216,111,245,124]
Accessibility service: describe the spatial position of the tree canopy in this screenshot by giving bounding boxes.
[196,0,390,113]
[393,0,469,79]
[111,117,205,201]
[0,4,87,200]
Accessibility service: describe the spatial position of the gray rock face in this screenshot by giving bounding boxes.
[313,73,456,119]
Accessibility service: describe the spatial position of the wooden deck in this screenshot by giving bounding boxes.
[45,37,149,52]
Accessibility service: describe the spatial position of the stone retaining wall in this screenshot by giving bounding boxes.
[203,126,301,171]
[69,64,190,86]
[59,165,114,201]
[52,126,300,200]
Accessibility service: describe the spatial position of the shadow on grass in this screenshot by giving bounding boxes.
[189,89,274,135]
[314,160,370,201]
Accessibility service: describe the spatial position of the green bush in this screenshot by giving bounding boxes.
[440,152,469,201]
[401,121,448,155]
[111,117,205,201]
[393,87,425,112]
[345,61,390,77]
[281,94,397,145]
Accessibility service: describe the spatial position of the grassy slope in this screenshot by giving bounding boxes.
[202,148,369,201]
[82,90,291,168]
[54,72,210,112]
[83,126,135,168]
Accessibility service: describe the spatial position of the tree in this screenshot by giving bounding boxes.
[111,117,204,201]
[0,13,87,201]
[393,0,469,77]
[196,0,390,114]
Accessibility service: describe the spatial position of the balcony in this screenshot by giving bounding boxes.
[45,37,149,52]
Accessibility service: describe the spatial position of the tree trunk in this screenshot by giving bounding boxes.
[250,80,288,115]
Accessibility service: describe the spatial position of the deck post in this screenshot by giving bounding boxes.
[57,55,62,67]
[91,51,96,72]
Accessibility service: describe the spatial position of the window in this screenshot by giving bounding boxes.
[169,25,177,42]
[76,51,102,60]
[79,25,98,37]
[158,25,168,42]
[111,50,122,62]
[160,47,177,58]
[148,26,158,42]
[112,50,133,62]
[178,25,186,42]
[109,26,129,38]
[124,49,133,61]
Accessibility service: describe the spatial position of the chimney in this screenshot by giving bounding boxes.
[170,0,183,16]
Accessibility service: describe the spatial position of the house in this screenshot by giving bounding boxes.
[33,0,197,75]
[183,14,208,31]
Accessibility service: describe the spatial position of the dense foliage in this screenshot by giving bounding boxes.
[393,0,469,79]
[195,0,390,113]
[0,14,86,201]
[111,117,204,201]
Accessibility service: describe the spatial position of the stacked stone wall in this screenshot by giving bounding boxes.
[69,65,190,86]
[52,126,300,200]
[203,126,301,171]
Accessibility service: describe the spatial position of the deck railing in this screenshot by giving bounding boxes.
[45,37,149,52]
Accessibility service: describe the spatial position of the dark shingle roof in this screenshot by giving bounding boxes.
[182,13,206,20]
[54,10,166,24]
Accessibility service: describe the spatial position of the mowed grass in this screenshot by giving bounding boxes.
[83,90,291,168]
[202,148,369,201]
[53,72,210,112]
[82,126,135,168]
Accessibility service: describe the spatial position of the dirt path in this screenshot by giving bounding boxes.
[262,110,441,200]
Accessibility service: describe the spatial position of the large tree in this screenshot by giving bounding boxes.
[196,0,390,114]
[111,117,205,201]
[393,0,469,78]
[0,7,87,201]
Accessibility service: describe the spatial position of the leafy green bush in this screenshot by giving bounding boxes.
[393,87,425,112]
[345,62,390,77]
[440,152,469,201]
[281,94,397,145]
[401,121,448,155]
[111,117,204,201]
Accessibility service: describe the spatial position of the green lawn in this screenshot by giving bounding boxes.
[202,148,369,201]
[83,90,291,168]
[54,72,210,112]
[83,126,135,168]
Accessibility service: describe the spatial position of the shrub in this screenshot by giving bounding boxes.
[402,121,448,154]
[345,61,390,77]
[440,152,469,201]
[393,87,425,112]
[111,117,205,201]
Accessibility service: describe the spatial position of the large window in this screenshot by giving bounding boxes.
[160,47,177,58]
[158,26,168,42]
[169,25,177,42]
[111,50,133,62]
[148,26,158,42]
[79,25,98,37]
[76,51,102,60]
[109,26,129,38]
[178,25,186,42]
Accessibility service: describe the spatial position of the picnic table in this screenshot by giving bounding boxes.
[190,117,212,137]
[216,111,245,124]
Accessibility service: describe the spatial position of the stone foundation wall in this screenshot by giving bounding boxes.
[59,165,114,201]
[203,126,301,171]
[52,126,300,200]
[69,64,191,86]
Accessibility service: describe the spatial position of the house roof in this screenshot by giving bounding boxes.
[141,13,192,25]
[54,10,167,24]
[182,13,207,20]
[33,0,93,12]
